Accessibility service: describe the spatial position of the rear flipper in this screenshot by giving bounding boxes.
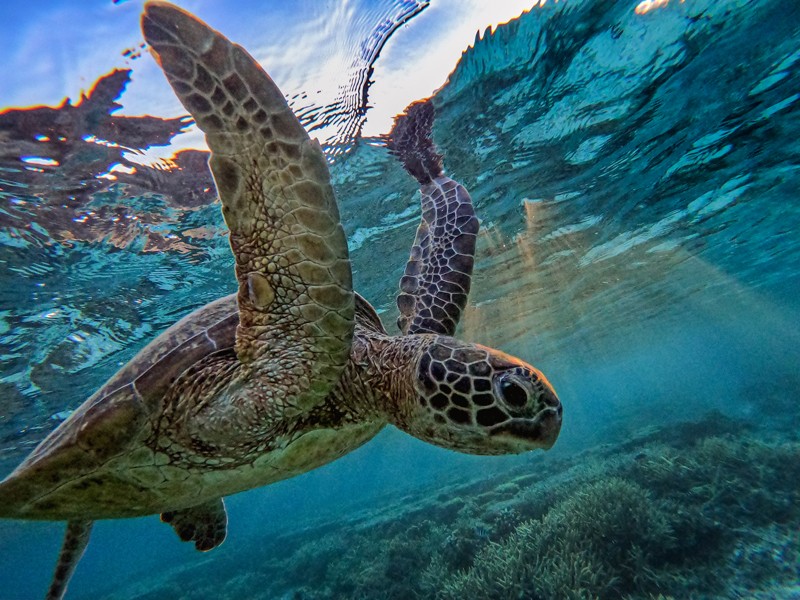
[46,520,93,600]
[161,497,227,551]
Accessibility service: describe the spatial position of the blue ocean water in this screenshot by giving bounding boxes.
[1,0,799,598]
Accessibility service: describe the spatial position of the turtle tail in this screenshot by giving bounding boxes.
[384,99,443,184]
[45,520,94,600]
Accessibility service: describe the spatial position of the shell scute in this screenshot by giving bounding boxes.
[74,385,149,461]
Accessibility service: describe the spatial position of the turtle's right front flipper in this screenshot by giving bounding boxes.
[141,2,354,414]
[386,100,479,336]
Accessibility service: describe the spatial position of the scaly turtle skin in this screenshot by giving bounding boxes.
[0,3,562,599]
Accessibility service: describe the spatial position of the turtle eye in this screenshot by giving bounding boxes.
[499,379,528,408]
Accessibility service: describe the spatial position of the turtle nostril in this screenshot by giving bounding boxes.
[541,389,561,409]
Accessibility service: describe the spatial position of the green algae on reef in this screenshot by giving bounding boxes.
[101,413,800,600]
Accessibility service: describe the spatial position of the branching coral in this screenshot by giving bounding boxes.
[435,478,675,600]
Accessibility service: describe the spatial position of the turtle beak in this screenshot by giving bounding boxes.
[537,386,562,448]
[534,403,563,449]
[490,387,562,450]
[490,407,562,450]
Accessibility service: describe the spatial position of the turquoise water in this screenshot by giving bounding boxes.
[1,0,799,598]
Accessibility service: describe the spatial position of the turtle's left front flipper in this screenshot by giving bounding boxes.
[142,2,353,413]
[386,100,479,336]
[45,520,93,600]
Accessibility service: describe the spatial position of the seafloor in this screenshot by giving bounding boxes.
[97,412,799,600]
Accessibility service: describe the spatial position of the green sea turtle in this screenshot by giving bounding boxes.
[0,2,562,598]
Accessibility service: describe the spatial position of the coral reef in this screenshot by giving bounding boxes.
[98,413,800,600]
[433,477,675,599]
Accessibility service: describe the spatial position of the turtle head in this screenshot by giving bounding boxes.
[394,337,562,455]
